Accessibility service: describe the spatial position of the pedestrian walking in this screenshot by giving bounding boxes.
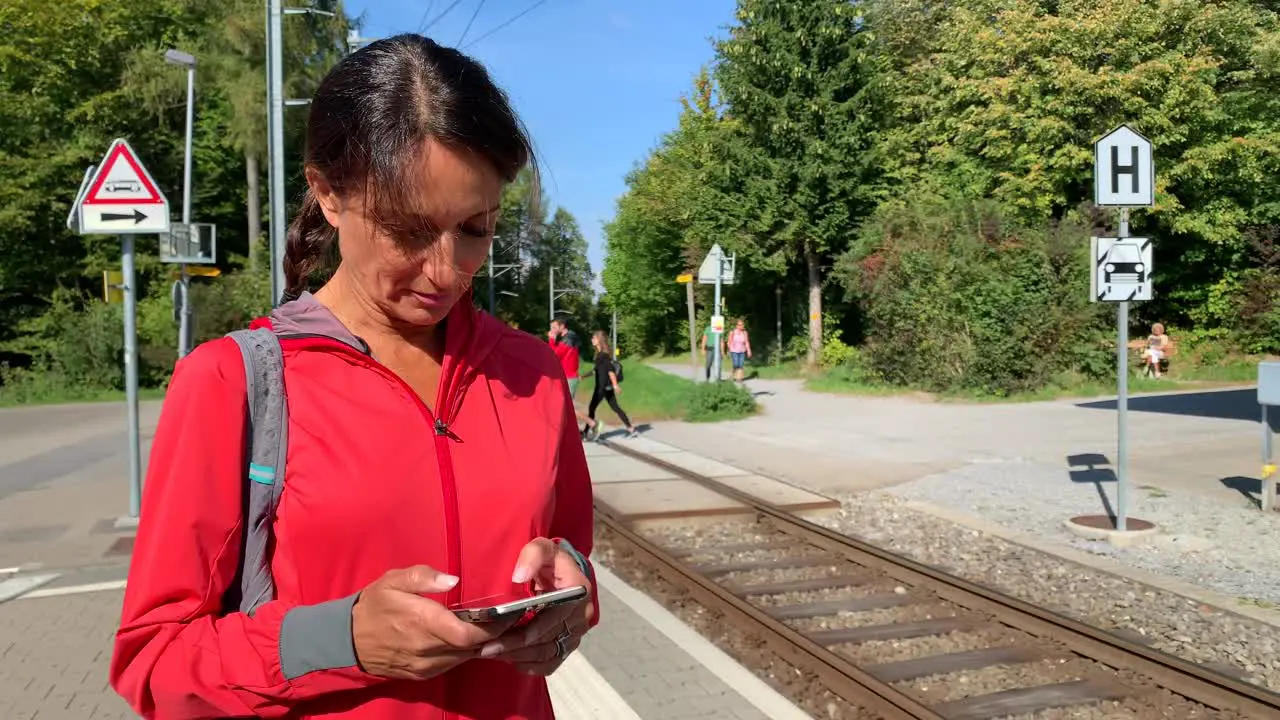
[548,316,582,399]
[109,34,598,720]
[727,318,753,382]
[700,324,722,381]
[584,331,637,440]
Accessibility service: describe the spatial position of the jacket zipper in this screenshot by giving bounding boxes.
[283,337,465,611]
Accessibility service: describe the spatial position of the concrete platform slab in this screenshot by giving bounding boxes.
[582,441,614,458]
[716,474,840,513]
[588,454,676,483]
[593,479,749,521]
[656,451,749,478]
[616,436,684,454]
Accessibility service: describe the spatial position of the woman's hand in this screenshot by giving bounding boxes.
[351,566,519,680]
[484,538,595,676]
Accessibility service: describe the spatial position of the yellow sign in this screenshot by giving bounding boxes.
[1265,464,1277,479]
[185,266,222,278]
[102,270,123,304]
[676,273,693,284]
[711,315,725,333]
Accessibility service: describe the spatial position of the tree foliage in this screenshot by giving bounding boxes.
[602,0,1280,388]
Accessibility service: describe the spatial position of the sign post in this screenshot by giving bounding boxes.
[677,273,697,381]
[74,138,170,523]
[698,244,736,382]
[1093,124,1155,532]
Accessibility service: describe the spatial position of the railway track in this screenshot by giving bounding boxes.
[594,439,1280,720]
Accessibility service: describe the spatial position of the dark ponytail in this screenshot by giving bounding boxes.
[280,33,532,304]
[282,192,334,302]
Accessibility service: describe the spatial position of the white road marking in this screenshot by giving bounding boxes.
[0,573,61,602]
[20,579,127,599]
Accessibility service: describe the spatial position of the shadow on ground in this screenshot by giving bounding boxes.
[1076,388,1277,427]
[1067,453,1117,522]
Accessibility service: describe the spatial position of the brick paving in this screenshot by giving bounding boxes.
[0,590,135,720]
[578,585,772,720]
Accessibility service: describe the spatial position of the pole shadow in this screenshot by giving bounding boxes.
[1220,476,1270,509]
[1067,453,1117,523]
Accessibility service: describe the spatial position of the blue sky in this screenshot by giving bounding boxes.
[343,0,738,287]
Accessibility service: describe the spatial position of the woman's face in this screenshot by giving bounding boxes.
[313,139,503,327]
[736,321,744,330]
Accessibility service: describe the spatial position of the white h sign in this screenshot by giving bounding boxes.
[1094,125,1154,207]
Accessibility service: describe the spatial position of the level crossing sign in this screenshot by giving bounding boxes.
[74,139,170,235]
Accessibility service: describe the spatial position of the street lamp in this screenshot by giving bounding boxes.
[164,48,196,358]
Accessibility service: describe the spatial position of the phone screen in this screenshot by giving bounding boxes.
[451,586,588,623]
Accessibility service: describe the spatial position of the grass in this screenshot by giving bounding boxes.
[575,359,757,423]
[799,348,1262,405]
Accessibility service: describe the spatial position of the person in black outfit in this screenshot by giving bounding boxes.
[584,331,637,441]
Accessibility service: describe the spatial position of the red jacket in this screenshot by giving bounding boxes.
[547,334,579,381]
[110,293,597,720]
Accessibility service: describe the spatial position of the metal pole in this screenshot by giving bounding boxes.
[776,285,783,365]
[122,236,142,519]
[549,266,555,324]
[712,248,723,382]
[268,0,287,305]
[178,65,195,358]
[1116,207,1130,531]
[1264,405,1275,512]
[611,309,617,359]
[686,280,698,381]
[488,241,496,314]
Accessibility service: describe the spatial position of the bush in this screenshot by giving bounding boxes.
[685,380,757,422]
[837,194,1108,396]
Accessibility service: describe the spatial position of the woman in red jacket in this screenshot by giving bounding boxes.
[110,34,597,720]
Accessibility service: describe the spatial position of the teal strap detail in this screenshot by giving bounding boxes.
[248,463,276,485]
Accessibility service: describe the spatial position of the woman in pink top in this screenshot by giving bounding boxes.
[727,318,752,382]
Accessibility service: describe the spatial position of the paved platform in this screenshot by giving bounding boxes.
[586,437,839,524]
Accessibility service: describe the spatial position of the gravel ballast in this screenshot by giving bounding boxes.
[813,489,1280,692]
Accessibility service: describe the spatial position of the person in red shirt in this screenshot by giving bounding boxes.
[547,317,582,399]
[109,34,598,720]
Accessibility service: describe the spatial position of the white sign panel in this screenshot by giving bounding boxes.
[1094,125,1154,207]
[1091,237,1153,302]
[160,223,217,264]
[697,243,736,285]
[75,138,170,235]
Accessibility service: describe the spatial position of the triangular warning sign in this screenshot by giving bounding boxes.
[83,140,165,206]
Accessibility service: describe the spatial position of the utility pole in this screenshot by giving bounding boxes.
[485,235,518,314]
[265,2,336,306]
[549,266,581,324]
[164,49,197,358]
[267,0,286,304]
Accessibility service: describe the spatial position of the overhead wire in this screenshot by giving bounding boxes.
[420,0,465,35]
[461,0,548,49]
[457,0,488,46]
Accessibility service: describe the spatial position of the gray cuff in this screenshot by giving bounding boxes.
[280,593,361,681]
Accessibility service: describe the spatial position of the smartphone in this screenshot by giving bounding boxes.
[451,585,588,623]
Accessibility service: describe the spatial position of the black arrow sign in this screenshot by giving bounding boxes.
[99,209,147,224]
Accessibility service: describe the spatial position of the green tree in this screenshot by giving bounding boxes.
[713,0,886,366]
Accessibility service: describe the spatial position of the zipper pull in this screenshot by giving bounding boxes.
[434,419,448,436]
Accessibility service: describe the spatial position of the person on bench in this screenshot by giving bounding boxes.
[1142,322,1170,378]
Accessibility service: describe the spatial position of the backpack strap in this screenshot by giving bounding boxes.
[225,328,288,617]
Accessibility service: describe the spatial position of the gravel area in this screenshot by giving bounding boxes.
[904,656,1088,703]
[754,583,910,609]
[885,458,1280,604]
[789,603,959,633]
[837,628,1026,666]
[811,490,1280,692]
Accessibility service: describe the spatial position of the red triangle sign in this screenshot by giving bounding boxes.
[83,142,165,206]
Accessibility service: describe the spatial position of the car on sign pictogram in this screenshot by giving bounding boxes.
[105,181,142,193]
[1103,242,1145,284]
